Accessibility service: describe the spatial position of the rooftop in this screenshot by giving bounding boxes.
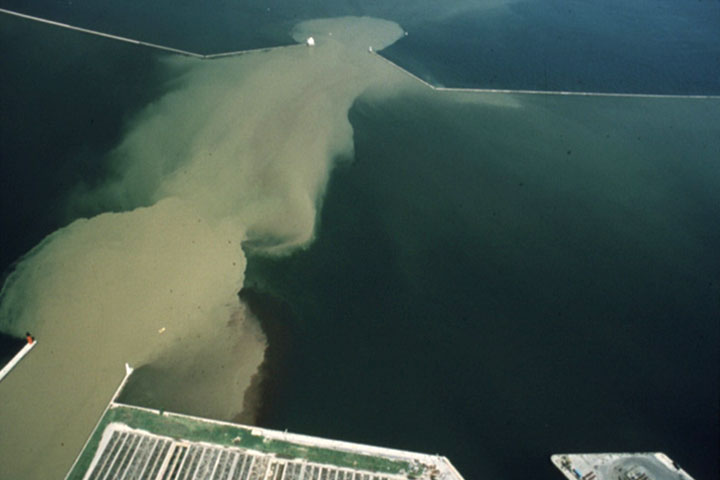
[550,452,696,480]
[65,366,464,480]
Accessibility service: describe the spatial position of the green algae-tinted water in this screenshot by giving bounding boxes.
[246,90,720,480]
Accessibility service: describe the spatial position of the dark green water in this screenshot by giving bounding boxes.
[246,91,720,479]
[382,0,720,94]
[0,332,23,366]
[0,14,174,272]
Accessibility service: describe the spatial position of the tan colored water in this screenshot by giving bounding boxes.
[0,17,407,479]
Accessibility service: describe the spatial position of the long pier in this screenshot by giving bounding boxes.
[0,340,37,383]
[2,7,719,100]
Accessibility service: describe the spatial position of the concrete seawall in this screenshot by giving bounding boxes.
[370,49,720,100]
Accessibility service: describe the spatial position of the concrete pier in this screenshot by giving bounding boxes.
[0,340,37,383]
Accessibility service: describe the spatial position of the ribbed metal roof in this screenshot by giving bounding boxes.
[83,424,403,480]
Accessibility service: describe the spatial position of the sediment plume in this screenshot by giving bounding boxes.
[0,16,405,479]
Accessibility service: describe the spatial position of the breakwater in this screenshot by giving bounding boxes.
[0,8,294,59]
[3,7,720,100]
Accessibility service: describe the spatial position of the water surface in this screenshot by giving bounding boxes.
[247,90,720,480]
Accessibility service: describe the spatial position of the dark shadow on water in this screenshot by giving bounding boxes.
[237,286,296,427]
[0,332,24,368]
